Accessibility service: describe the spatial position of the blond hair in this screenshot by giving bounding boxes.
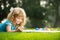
[7,7,26,26]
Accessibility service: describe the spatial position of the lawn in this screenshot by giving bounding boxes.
[0,32,60,40]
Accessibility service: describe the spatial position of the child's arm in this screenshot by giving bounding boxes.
[6,25,19,32]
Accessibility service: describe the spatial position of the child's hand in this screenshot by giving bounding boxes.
[17,26,24,32]
[16,29,20,32]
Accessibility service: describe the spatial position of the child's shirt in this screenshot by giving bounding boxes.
[0,19,16,32]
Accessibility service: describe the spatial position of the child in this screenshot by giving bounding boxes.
[0,7,26,32]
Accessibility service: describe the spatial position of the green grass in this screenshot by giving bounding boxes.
[0,32,60,40]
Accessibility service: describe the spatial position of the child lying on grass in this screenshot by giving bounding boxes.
[0,7,26,32]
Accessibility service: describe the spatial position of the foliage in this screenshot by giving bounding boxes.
[0,0,60,27]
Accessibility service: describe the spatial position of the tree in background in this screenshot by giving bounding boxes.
[53,0,60,27]
[0,0,60,28]
[22,0,47,28]
[0,0,16,21]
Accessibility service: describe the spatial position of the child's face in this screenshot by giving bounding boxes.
[15,16,23,24]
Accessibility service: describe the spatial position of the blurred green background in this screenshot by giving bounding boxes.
[0,0,60,28]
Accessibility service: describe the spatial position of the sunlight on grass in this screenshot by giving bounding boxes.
[0,32,60,40]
